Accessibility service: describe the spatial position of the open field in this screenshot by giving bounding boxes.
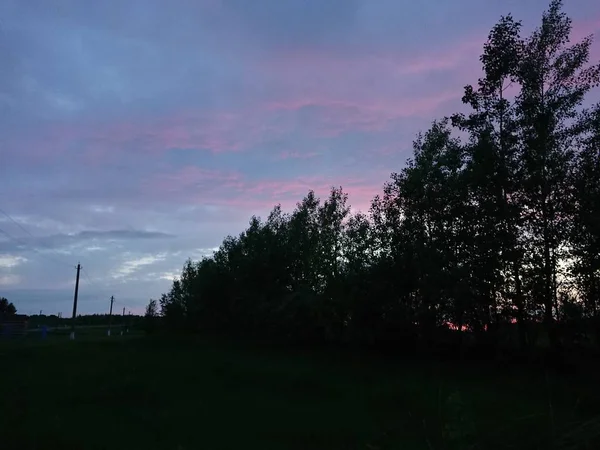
[1,334,599,450]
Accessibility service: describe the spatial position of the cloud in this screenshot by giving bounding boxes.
[0,229,174,254]
[147,166,243,194]
[1,10,486,173]
[111,253,169,280]
[0,274,21,286]
[137,163,385,213]
[4,84,460,171]
[0,254,27,269]
[76,230,174,240]
[0,255,26,287]
[142,270,180,282]
[2,0,599,315]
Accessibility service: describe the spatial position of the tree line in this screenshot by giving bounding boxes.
[0,300,144,329]
[26,313,143,329]
[153,1,600,359]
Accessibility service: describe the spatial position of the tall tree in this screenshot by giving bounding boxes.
[571,103,600,337]
[384,120,468,344]
[515,0,600,348]
[452,13,526,348]
[316,187,351,341]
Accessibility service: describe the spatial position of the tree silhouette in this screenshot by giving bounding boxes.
[0,297,17,317]
[515,0,600,350]
[145,299,158,318]
[157,1,600,359]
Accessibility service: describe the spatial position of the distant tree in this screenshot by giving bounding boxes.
[143,299,159,334]
[0,297,17,316]
[145,299,158,318]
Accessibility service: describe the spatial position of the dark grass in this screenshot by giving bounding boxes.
[1,333,599,450]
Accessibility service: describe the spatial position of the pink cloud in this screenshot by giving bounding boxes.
[20,84,458,167]
[140,165,386,217]
[22,17,600,169]
[12,32,493,167]
[81,111,248,156]
[264,39,479,79]
[392,39,483,76]
[248,33,490,138]
[264,34,484,81]
[263,90,459,139]
[240,177,382,216]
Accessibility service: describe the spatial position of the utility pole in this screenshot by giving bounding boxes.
[121,307,125,335]
[108,295,114,336]
[70,263,81,340]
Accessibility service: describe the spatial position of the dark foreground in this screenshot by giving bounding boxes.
[1,334,598,450]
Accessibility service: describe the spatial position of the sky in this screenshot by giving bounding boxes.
[1,0,599,316]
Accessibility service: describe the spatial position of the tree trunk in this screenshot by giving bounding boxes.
[543,228,559,352]
[514,261,528,352]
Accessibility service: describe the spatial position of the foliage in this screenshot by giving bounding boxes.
[159,1,600,358]
[0,297,17,317]
[145,299,158,318]
[143,299,159,334]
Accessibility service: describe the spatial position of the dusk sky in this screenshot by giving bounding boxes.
[1,0,599,315]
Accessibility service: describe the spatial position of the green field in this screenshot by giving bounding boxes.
[1,334,598,450]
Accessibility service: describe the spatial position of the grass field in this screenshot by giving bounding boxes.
[1,332,599,450]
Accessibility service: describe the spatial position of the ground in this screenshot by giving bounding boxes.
[0,330,598,449]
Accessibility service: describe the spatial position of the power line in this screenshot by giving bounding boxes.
[0,224,75,269]
[0,208,75,269]
[80,267,101,290]
[80,267,114,312]
[0,207,39,240]
[0,224,25,244]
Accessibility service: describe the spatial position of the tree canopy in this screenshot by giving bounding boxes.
[158,1,600,357]
[0,297,17,317]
